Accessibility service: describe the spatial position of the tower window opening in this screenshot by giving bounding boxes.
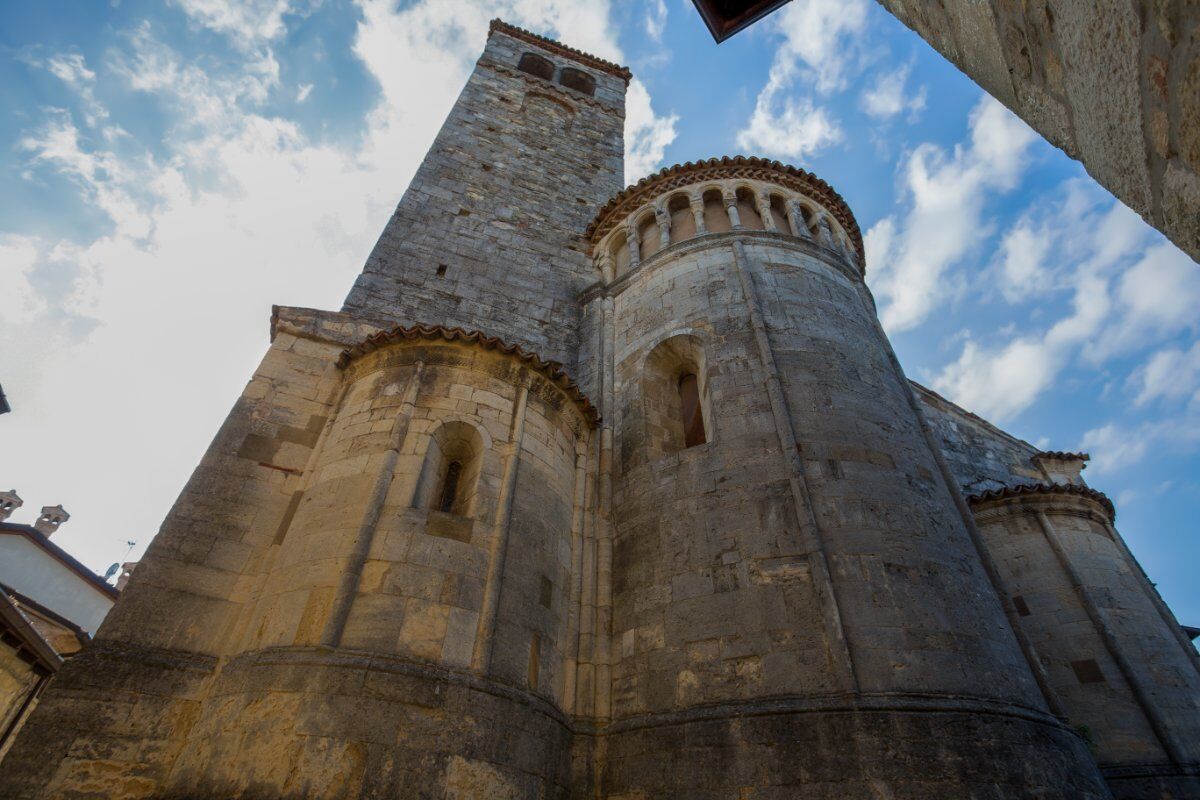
[558,67,596,96]
[517,52,555,81]
[436,264,448,277]
[679,373,706,448]
[438,461,463,513]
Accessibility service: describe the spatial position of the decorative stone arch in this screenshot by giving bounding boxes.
[412,418,490,517]
[700,186,730,233]
[766,192,791,233]
[558,66,596,96]
[634,207,662,261]
[733,185,764,230]
[635,332,714,462]
[666,192,696,244]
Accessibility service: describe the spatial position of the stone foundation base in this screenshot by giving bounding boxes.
[599,696,1112,799]
[1103,764,1200,800]
[1,645,1118,799]
[161,647,574,799]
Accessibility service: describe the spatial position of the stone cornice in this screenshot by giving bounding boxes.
[336,324,599,427]
[488,19,632,83]
[586,156,864,262]
[967,482,1115,521]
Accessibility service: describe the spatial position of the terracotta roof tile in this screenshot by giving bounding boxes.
[1035,451,1090,462]
[489,19,631,83]
[336,324,599,427]
[966,482,1114,521]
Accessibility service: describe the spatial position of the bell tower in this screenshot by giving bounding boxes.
[343,19,629,366]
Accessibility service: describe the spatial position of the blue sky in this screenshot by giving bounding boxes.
[1,1,1197,625]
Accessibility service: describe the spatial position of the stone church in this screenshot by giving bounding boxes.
[2,20,1198,799]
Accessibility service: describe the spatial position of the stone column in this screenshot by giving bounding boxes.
[596,251,614,284]
[625,220,640,268]
[755,191,777,232]
[785,199,810,240]
[654,205,670,250]
[814,211,837,250]
[722,187,741,228]
[689,193,706,234]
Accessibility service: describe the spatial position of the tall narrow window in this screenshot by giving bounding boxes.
[679,374,706,448]
[438,461,463,513]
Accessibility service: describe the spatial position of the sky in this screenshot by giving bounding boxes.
[1,0,1198,625]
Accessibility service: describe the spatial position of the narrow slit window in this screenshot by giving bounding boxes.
[679,374,706,448]
[438,461,462,512]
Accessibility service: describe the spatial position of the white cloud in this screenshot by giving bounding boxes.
[625,78,678,182]
[2,0,676,571]
[735,70,841,159]
[44,53,108,127]
[860,63,925,121]
[732,0,869,162]
[170,0,300,48]
[1085,243,1200,361]
[296,82,313,102]
[995,220,1051,302]
[769,0,870,93]
[644,0,667,42]
[868,96,1037,332]
[1132,341,1200,407]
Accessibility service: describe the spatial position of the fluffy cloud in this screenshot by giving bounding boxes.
[170,0,302,48]
[867,97,1037,332]
[736,76,841,160]
[1,0,676,569]
[644,0,667,42]
[1080,412,1200,476]
[930,273,1110,421]
[925,172,1198,429]
[768,0,870,93]
[733,0,869,161]
[1132,341,1200,407]
[625,78,678,182]
[860,63,926,121]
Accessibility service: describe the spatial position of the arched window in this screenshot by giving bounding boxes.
[667,194,696,244]
[558,67,596,96]
[638,334,712,461]
[702,189,730,233]
[768,195,790,233]
[637,213,661,260]
[609,229,631,277]
[517,52,554,81]
[414,421,486,516]
[678,374,706,448]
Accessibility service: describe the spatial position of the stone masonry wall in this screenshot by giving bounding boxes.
[877,0,1199,262]
[343,25,627,368]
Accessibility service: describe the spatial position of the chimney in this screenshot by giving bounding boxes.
[34,505,69,536]
[0,490,22,521]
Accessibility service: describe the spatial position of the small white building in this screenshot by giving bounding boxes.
[0,512,117,637]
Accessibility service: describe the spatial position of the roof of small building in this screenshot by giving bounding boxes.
[336,324,600,427]
[966,482,1115,521]
[0,590,61,674]
[0,522,119,602]
[488,19,632,83]
[585,156,864,263]
[1035,451,1091,462]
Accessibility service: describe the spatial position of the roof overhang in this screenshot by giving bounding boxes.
[691,0,791,43]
